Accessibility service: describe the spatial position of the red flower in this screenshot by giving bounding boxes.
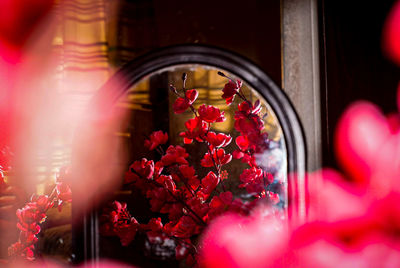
[214,148,232,166]
[147,187,169,212]
[200,152,214,167]
[234,116,264,137]
[8,243,35,261]
[234,100,264,138]
[173,97,190,114]
[238,100,262,115]
[179,165,200,191]
[239,167,264,193]
[173,89,199,114]
[208,192,234,220]
[17,205,45,226]
[56,182,72,211]
[141,217,164,232]
[267,191,279,204]
[185,89,199,104]
[179,117,208,144]
[156,175,177,193]
[201,149,232,167]
[235,135,249,151]
[179,165,196,179]
[198,172,219,199]
[161,145,189,166]
[126,158,154,183]
[100,201,139,246]
[222,79,242,105]
[205,132,232,148]
[117,222,139,246]
[166,203,184,221]
[211,192,233,208]
[187,197,210,218]
[30,194,52,212]
[171,215,200,238]
[145,130,168,150]
[198,104,225,123]
[232,149,244,159]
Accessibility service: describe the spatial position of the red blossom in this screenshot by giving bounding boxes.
[167,203,184,221]
[17,204,45,226]
[214,148,232,166]
[156,175,177,193]
[171,215,200,238]
[179,117,208,144]
[185,89,199,103]
[173,97,190,114]
[232,149,244,159]
[200,152,214,167]
[140,217,163,233]
[205,132,232,148]
[140,217,169,243]
[98,73,282,266]
[8,244,35,261]
[268,191,280,204]
[221,79,242,105]
[99,201,139,246]
[30,194,52,212]
[234,100,264,139]
[235,135,249,151]
[9,191,60,261]
[202,149,232,167]
[179,165,196,179]
[187,197,209,219]
[179,165,200,191]
[239,167,264,193]
[238,100,262,115]
[234,115,264,138]
[145,130,168,150]
[198,104,225,123]
[198,172,219,199]
[147,187,169,212]
[161,145,189,166]
[208,192,234,220]
[125,158,154,184]
[55,182,72,211]
[173,89,199,114]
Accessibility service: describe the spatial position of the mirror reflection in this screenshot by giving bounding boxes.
[99,64,288,266]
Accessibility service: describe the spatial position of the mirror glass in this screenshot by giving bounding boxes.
[99,64,288,266]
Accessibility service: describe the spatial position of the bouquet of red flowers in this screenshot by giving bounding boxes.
[99,72,283,266]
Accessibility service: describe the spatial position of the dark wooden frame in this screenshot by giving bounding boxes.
[76,44,306,262]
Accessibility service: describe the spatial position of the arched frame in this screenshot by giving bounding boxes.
[77,44,307,263]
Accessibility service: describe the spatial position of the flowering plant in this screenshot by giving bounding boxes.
[99,72,282,266]
[7,167,72,261]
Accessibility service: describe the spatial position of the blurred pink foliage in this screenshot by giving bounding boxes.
[199,1,400,267]
[0,0,53,62]
[383,0,400,65]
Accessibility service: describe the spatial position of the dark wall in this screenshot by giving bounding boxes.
[110,0,282,86]
[319,0,400,166]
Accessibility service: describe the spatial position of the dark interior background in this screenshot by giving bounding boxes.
[109,0,282,87]
[319,0,400,167]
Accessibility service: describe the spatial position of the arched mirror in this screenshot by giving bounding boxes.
[74,45,306,266]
